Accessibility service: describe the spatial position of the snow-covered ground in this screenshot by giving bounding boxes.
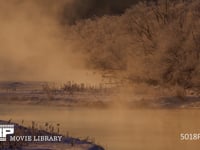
[23,143,94,150]
[0,81,111,108]
[0,120,104,150]
[0,81,200,109]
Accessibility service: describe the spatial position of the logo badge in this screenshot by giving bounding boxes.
[0,125,14,141]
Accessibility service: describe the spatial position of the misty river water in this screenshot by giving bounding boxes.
[1,104,200,150]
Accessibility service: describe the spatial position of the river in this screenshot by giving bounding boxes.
[1,104,200,150]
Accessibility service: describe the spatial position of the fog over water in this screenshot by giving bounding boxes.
[0,0,101,83]
[0,0,139,83]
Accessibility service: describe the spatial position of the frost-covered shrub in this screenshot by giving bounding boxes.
[70,0,200,89]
